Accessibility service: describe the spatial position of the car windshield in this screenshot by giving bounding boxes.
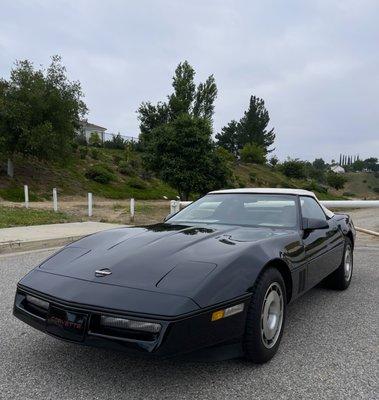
[168,194,298,228]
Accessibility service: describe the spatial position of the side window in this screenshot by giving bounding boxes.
[300,196,326,220]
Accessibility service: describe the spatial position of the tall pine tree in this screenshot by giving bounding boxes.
[216,95,276,157]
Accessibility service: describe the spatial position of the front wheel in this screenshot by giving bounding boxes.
[244,267,287,363]
[326,238,353,290]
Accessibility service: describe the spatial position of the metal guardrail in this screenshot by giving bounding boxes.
[170,199,379,214]
[320,200,379,208]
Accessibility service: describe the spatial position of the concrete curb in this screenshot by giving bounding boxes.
[0,235,84,255]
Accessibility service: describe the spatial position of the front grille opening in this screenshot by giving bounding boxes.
[89,315,159,342]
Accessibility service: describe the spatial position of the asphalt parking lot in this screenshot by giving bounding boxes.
[0,242,378,400]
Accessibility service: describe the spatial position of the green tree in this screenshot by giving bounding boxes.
[269,155,279,167]
[279,159,307,179]
[103,133,126,149]
[363,157,378,172]
[351,159,365,172]
[144,114,229,200]
[240,143,266,164]
[215,120,239,156]
[89,132,102,147]
[137,61,228,199]
[0,56,87,177]
[312,158,327,171]
[327,172,347,190]
[217,95,275,156]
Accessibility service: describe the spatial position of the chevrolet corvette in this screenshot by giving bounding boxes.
[14,188,355,363]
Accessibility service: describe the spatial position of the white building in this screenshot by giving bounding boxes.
[79,120,107,142]
[331,165,345,174]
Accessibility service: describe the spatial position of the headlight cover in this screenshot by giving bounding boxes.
[100,315,161,333]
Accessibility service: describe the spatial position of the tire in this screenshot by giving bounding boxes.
[326,237,353,290]
[244,267,287,363]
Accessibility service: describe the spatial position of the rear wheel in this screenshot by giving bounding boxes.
[326,238,353,290]
[244,267,286,363]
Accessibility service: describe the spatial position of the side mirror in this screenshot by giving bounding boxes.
[302,217,328,231]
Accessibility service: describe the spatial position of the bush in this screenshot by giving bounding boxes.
[85,165,115,184]
[78,146,88,159]
[127,177,147,189]
[279,159,307,179]
[373,187,379,194]
[75,132,88,146]
[240,143,266,164]
[216,147,235,163]
[303,181,328,194]
[118,161,135,175]
[90,148,100,160]
[249,171,257,182]
[269,155,279,167]
[113,154,122,165]
[89,132,102,147]
[103,133,126,150]
[326,172,347,190]
[0,187,39,202]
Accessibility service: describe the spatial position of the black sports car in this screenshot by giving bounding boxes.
[14,189,355,363]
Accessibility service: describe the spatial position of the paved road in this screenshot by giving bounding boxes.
[0,243,378,400]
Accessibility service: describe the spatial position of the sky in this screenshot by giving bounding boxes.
[0,0,378,161]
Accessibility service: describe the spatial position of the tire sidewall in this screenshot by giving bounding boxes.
[343,239,353,288]
[244,268,287,363]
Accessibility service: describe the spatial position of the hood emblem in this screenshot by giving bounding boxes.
[95,268,112,277]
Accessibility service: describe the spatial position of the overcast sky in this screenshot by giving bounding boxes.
[1,0,378,161]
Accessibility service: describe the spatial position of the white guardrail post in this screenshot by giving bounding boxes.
[170,200,181,214]
[130,198,135,222]
[88,193,93,217]
[52,188,58,212]
[24,185,29,209]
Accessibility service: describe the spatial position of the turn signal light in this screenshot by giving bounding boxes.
[211,303,244,322]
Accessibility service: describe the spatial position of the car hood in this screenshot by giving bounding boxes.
[37,223,290,298]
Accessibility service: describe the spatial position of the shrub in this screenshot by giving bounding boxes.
[279,159,307,179]
[240,143,266,164]
[90,148,100,160]
[113,154,122,165]
[75,132,87,146]
[249,171,257,182]
[269,155,279,167]
[373,187,379,194]
[326,172,347,190]
[216,147,235,163]
[303,181,328,194]
[0,187,39,202]
[85,165,115,184]
[103,133,126,150]
[127,177,147,189]
[118,161,135,175]
[89,132,102,147]
[78,146,88,159]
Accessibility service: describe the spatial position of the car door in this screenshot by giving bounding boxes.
[300,196,343,289]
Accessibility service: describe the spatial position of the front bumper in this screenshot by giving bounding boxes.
[14,287,250,359]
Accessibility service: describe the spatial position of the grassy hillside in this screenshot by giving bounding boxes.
[0,149,378,201]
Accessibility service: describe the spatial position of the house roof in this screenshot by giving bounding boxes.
[80,121,107,131]
[331,165,345,172]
